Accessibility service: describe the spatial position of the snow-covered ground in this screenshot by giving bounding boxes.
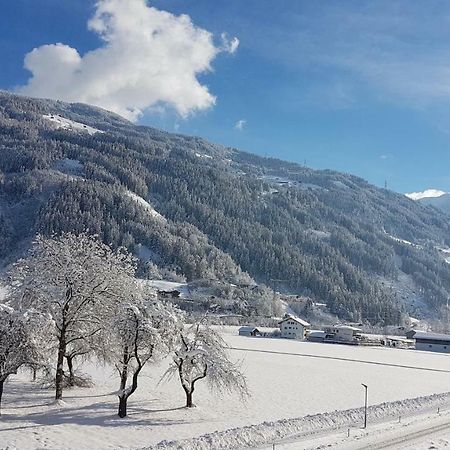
[262,409,450,449]
[42,114,103,135]
[259,175,324,192]
[437,247,450,265]
[194,152,212,159]
[145,280,189,298]
[385,233,418,248]
[2,330,450,449]
[125,191,166,222]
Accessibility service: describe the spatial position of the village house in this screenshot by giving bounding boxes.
[323,325,362,344]
[279,315,310,339]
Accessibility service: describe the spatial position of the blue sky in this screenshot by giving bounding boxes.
[1,1,450,193]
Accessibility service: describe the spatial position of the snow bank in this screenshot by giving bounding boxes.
[43,114,103,135]
[149,392,450,450]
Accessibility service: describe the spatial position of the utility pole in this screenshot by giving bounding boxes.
[362,383,368,429]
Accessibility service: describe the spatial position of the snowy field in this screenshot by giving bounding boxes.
[2,327,450,449]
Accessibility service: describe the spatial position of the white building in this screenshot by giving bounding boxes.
[279,315,310,339]
[409,330,450,353]
[323,325,362,344]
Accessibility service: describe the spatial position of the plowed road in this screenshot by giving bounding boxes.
[353,418,450,449]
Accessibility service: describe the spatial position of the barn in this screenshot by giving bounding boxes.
[408,330,450,353]
[238,326,260,337]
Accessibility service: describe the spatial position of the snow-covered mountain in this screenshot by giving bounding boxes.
[406,189,450,215]
[2,91,450,324]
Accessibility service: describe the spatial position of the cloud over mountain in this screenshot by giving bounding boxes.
[18,0,238,121]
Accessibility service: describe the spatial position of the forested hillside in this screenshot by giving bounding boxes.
[1,91,450,325]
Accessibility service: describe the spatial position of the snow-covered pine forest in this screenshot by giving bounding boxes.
[3,91,450,327]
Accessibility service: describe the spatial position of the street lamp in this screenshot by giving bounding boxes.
[361,383,368,428]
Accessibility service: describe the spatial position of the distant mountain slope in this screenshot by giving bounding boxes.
[1,91,450,324]
[419,194,450,215]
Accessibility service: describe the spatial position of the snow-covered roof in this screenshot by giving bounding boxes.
[239,326,259,333]
[410,330,450,342]
[278,315,310,327]
[308,330,326,337]
[257,327,279,334]
[143,280,189,299]
[326,325,362,332]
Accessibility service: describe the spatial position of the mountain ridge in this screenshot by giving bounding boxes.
[1,91,450,325]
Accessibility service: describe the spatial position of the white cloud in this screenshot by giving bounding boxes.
[220,33,239,54]
[405,189,447,201]
[18,0,238,121]
[235,119,246,130]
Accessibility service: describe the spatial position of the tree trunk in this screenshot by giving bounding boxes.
[117,347,130,418]
[185,390,194,408]
[0,379,4,415]
[117,368,142,418]
[119,347,129,391]
[32,366,37,382]
[117,352,143,418]
[55,331,67,400]
[66,355,75,387]
[118,395,128,418]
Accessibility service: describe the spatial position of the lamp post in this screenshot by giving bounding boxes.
[361,383,368,429]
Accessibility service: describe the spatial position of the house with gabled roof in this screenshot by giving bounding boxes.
[279,314,310,340]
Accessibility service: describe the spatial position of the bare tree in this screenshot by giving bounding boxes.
[102,292,184,418]
[164,321,249,408]
[11,233,136,400]
[0,304,50,414]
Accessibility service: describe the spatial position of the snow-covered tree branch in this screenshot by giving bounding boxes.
[164,321,249,408]
[100,289,184,418]
[10,233,136,400]
[0,303,50,414]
